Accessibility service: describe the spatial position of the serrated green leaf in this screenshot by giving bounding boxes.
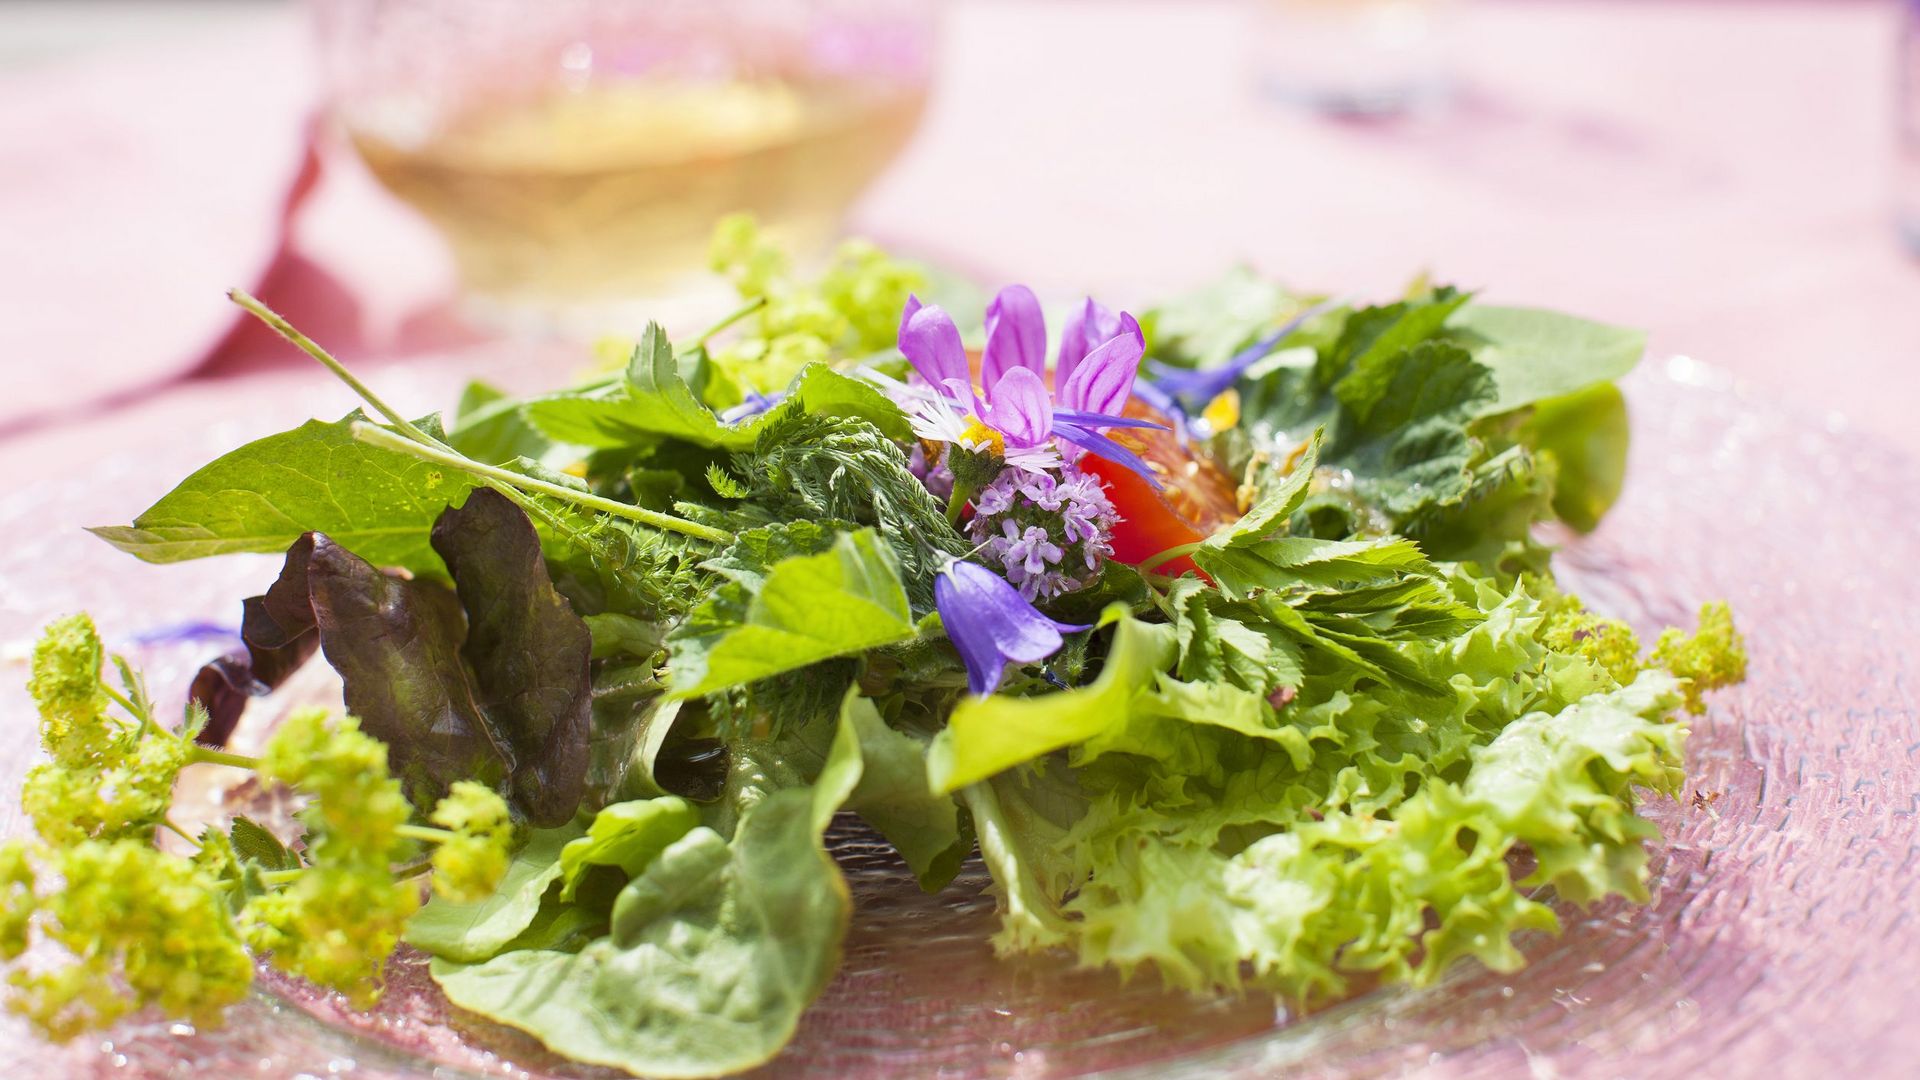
[89,411,480,575]
[228,817,298,872]
[667,529,915,698]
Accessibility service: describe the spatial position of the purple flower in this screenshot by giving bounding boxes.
[894,286,1167,484]
[935,559,1089,696]
[907,443,955,501]
[965,463,1118,601]
[718,390,785,424]
[1146,298,1341,414]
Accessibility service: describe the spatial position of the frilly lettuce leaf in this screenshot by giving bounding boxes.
[960,571,1700,1003]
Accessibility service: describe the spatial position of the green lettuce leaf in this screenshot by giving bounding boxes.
[927,608,1175,794]
[840,694,965,890]
[407,823,585,963]
[667,528,915,698]
[556,797,701,901]
[429,689,868,1079]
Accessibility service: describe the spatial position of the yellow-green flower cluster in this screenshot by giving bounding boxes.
[1,838,252,1041]
[242,708,420,1007]
[2,616,522,1036]
[1539,591,1643,688]
[426,781,515,904]
[706,213,926,396]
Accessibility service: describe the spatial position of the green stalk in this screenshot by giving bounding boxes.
[944,479,979,526]
[694,295,768,348]
[228,289,448,451]
[396,824,455,844]
[350,422,732,543]
[1135,541,1203,576]
[189,746,262,770]
[99,682,148,726]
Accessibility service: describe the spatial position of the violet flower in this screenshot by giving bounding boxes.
[935,559,1089,696]
[965,464,1118,601]
[894,287,1167,485]
[718,390,785,424]
[1145,299,1338,413]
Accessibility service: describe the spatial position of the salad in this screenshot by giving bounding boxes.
[1,219,1744,1077]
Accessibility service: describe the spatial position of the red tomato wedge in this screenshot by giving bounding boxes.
[1078,401,1241,579]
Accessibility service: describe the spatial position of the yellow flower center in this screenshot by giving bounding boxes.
[959,418,1006,455]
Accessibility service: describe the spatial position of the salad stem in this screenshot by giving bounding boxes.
[228,290,449,451]
[694,295,769,348]
[189,746,262,771]
[1134,541,1202,576]
[350,422,733,544]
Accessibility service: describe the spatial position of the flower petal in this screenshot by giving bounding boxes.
[1056,297,1121,390]
[1051,408,1168,431]
[1058,312,1144,416]
[935,567,1012,696]
[935,560,1087,696]
[984,365,1054,448]
[1055,421,1164,490]
[1146,297,1337,407]
[982,284,1048,390]
[898,296,970,394]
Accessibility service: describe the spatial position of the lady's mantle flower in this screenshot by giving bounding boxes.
[935,560,1089,696]
[967,465,1118,601]
[895,286,1165,483]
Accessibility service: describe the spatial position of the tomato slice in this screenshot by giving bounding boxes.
[1079,401,1240,578]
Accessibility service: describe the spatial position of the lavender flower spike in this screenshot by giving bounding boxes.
[935,559,1089,696]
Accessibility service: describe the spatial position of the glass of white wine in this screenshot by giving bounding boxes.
[310,0,937,335]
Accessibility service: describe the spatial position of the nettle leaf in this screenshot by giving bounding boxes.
[1335,342,1497,518]
[1314,287,1472,390]
[228,817,298,872]
[430,696,868,1079]
[408,823,585,963]
[667,529,915,698]
[1194,535,1433,601]
[1446,304,1645,416]
[90,411,480,574]
[526,324,771,451]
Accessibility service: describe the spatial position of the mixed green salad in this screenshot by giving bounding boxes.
[1,219,1743,1077]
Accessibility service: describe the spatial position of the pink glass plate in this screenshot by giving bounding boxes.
[0,352,1915,1078]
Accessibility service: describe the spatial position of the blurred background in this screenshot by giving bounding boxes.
[2,0,1917,456]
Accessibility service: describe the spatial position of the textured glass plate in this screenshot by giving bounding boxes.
[0,352,1915,1078]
